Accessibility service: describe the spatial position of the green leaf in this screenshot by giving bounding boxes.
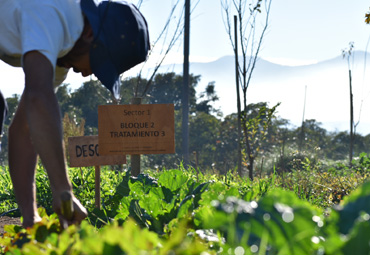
[201,190,323,254]
[34,225,49,243]
[341,215,370,254]
[3,224,23,235]
[177,195,194,218]
[336,181,370,235]
[115,196,131,220]
[139,187,171,218]
[102,243,125,255]
[158,170,188,192]
[114,175,130,197]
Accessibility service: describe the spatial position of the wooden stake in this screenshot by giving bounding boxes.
[130,97,142,177]
[95,165,101,209]
[61,190,73,220]
[61,190,73,229]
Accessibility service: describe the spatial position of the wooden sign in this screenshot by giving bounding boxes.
[98,104,175,155]
[68,135,126,167]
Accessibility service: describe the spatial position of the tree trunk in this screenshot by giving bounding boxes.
[244,128,254,180]
[234,15,242,176]
[242,104,253,180]
[349,69,353,166]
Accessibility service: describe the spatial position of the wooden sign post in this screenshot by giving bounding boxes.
[130,97,142,177]
[68,135,126,209]
[98,103,175,176]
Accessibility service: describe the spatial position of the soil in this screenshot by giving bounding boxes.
[0,216,21,235]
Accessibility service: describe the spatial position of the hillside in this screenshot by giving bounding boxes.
[149,51,370,135]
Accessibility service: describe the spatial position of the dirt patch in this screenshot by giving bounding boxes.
[0,216,21,235]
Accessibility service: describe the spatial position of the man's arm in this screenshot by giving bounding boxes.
[22,51,87,224]
[23,51,71,194]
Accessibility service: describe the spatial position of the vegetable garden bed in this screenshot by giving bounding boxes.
[1,157,370,254]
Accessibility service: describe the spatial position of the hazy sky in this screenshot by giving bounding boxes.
[1,0,370,96]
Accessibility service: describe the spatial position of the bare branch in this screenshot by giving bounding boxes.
[138,0,200,97]
[244,15,257,87]
[133,0,183,97]
[221,0,235,51]
[140,2,185,97]
[245,0,272,89]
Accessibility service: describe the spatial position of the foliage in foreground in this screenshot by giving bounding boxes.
[1,158,370,254]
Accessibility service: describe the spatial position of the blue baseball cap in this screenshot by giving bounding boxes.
[80,0,150,98]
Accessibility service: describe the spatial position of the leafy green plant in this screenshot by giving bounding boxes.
[196,189,323,254]
[2,165,370,254]
[351,153,370,174]
[112,169,212,234]
[0,166,17,216]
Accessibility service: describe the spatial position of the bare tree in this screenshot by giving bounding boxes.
[221,0,272,179]
[133,0,185,99]
[133,0,200,99]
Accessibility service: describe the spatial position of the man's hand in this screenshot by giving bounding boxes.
[55,192,88,229]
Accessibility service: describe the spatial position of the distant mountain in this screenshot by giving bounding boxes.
[149,51,370,135]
